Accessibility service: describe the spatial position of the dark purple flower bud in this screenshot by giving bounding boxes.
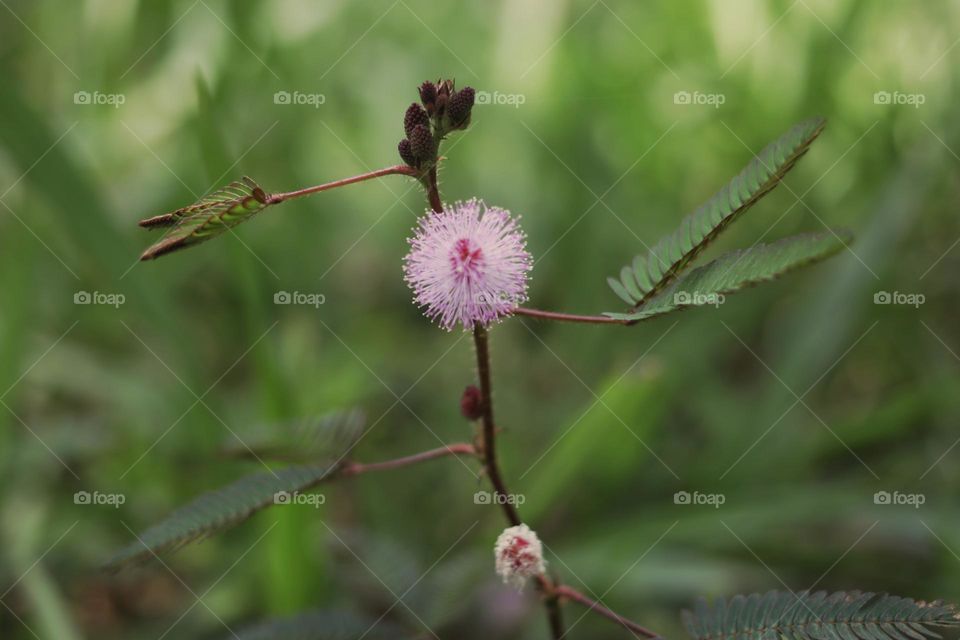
[398,138,417,167]
[460,385,483,420]
[404,102,430,138]
[408,124,435,162]
[446,87,475,130]
[419,81,438,114]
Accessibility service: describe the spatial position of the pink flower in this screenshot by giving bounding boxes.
[403,200,532,331]
[494,524,546,589]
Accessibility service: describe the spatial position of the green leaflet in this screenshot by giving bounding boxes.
[604,230,851,323]
[608,118,826,307]
[682,591,960,640]
[139,176,271,260]
[107,410,365,569]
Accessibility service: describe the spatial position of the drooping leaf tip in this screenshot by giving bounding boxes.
[139,236,187,261]
[138,213,178,228]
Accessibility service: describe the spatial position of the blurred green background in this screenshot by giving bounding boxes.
[1,0,959,638]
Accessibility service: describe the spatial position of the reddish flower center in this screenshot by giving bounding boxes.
[501,536,534,571]
[450,237,484,280]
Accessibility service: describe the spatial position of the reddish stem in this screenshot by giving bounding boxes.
[472,324,521,527]
[267,165,418,204]
[341,443,475,476]
[426,165,443,213]
[537,575,566,638]
[554,584,661,638]
[511,307,629,325]
[473,325,565,638]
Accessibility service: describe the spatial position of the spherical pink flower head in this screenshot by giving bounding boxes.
[403,199,532,331]
[494,524,546,590]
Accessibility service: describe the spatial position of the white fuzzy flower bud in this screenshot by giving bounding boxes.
[494,524,545,589]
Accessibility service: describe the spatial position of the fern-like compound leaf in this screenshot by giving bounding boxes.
[604,230,850,323]
[682,591,960,640]
[139,176,271,260]
[107,465,335,569]
[107,410,365,569]
[610,118,826,307]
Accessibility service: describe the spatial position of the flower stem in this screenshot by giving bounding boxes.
[426,166,443,213]
[539,576,566,638]
[473,324,565,638]
[554,584,661,638]
[545,597,566,638]
[511,307,630,325]
[341,443,476,476]
[472,324,521,527]
[266,165,418,204]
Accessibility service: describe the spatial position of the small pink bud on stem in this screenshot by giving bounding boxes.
[495,524,546,590]
[460,385,483,420]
